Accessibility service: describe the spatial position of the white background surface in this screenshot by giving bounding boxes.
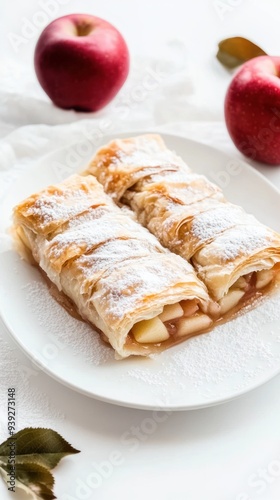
[1,1,280,499]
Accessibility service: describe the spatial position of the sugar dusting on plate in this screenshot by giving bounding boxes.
[112,136,187,169]
[0,335,65,431]
[19,278,280,402]
[126,290,280,399]
[22,280,114,366]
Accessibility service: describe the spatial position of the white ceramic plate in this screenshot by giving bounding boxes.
[1,132,280,411]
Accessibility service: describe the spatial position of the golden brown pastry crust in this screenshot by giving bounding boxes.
[85,134,280,301]
[13,174,210,358]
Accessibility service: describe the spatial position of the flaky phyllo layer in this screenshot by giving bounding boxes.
[85,134,280,312]
[13,175,216,359]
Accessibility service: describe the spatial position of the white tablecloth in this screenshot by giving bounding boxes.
[1,1,280,499]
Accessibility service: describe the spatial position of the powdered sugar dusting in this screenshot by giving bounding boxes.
[23,177,107,232]
[93,136,280,290]
[112,136,187,169]
[195,223,276,266]
[141,170,196,186]
[94,253,200,320]
[211,225,273,262]
[75,238,163,280]
[26,190,91,226]
[126,289,280,399]
[47,208,144,260]
[23,280,114,365]
[0,335,65,431]
[191,205,249,241]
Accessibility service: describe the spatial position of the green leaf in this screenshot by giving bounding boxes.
[0,428,80,470]
[216,36,267,69]
[0,461,56,499]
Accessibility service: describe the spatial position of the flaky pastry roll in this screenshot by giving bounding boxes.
[13,174,214,358]
[85,134,280,315]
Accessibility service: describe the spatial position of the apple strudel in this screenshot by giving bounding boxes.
[13,174,214,358]
[85,134,280,314]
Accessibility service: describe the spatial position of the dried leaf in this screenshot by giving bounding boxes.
[0,461,56,500]
[216,36,267,69]
[0,428,80,470]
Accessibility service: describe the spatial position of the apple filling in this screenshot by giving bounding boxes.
[129,266,279,348]
[130,300,213,346]
[218,267,279,316]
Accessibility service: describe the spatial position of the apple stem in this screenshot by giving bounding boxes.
[76,23,93,37]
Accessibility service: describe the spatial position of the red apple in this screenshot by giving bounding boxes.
[225,56,280,165]
[34,14,129,112]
